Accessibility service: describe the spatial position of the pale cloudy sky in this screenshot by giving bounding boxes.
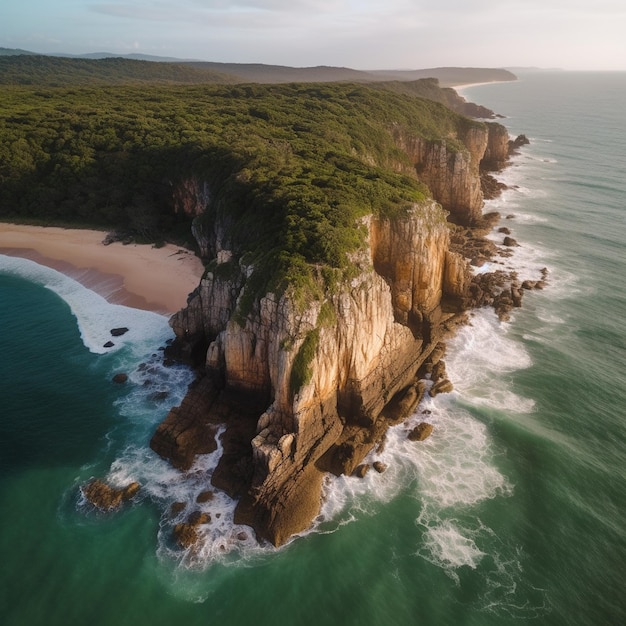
[2,0,625,70]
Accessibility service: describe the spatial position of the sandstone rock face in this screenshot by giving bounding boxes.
[483,123,511,169]
[155,199,468,546]
[391,125,488,225]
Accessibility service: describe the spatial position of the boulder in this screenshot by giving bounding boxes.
[196,490,214,503]
[408,423,434,442]
[430,360,447,383]
[172,511,211,549]
[429,379,454,397]
[503,236,518,247]
[172,523,199,549]
[82,479,140,511]
[110,327,129,337]
[103,341,114,348]
[170,502,186,517]
[372,461,388,474]
[187,511,211,525]
[509,134,530,153]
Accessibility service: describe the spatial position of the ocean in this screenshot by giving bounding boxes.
[1,70,625,625]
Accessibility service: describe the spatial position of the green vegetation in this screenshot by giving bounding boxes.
[0,55,235,86]
[289,329,320,396]
[0,75,482,310]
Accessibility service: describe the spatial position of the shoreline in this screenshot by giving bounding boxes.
[0,223,205,315]
[453,79,517,92]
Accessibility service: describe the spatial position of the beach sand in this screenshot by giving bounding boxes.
[0,223,205,314]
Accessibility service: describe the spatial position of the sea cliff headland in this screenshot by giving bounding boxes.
[148,117,536,547]
[0,60,538,550]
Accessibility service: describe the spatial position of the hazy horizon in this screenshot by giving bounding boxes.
[2,1,625,72]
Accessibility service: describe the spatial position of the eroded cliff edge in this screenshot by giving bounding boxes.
[150,116,518,547]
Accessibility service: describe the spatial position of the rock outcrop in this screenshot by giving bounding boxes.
[151,115,525,547]
[82,480,140,511]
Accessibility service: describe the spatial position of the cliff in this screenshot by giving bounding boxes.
[150,114,513,546]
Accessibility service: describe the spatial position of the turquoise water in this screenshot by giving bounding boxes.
[2,71,626,624]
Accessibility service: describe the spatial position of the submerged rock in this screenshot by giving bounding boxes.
[112,373,128,384]
[196,490,214,503]
[172,511,212,549]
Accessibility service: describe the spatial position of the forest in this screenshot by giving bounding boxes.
[0,55,486,296]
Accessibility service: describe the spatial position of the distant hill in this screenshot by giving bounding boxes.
[183,62,515,87]
[0,55,237,86]
[0,48,516,88]
[368,67,517,86]
[0,47,39,56]
[185,61,381,84]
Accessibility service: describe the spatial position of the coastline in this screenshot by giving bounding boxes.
[453,79,517,92]
[0,223,205,315]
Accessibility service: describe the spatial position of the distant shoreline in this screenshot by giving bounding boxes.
[0,223,204,315]
[453,79,517,91]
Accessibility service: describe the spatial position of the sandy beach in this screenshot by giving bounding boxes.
[0,223,205,314]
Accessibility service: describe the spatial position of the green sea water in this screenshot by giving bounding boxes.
[1,71,626,625]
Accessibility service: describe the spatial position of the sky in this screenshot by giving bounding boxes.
[2,0,626,70]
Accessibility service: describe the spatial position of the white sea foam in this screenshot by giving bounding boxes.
[106,436,266,569]
[417,520,486,576]
[0,254,172,355]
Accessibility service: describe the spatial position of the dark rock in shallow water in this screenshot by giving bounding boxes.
[170,502,186,517]
[353,463,370,478]
[82,479,140,511]
[110,327,129,337]
[429,379,454,397]
[503,236,518,247]
[373,461,388,474]
[408,423,434,442]
[196,490,214,503]
[112,373,128,384]
[509,134,530,155]
[430,360,447,383]
[187,511,211,525]
[173,511,212,548]
[103,341,114,348]
[172,523,198,549]
[148,390,169,402]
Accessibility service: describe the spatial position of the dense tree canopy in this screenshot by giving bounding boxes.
[0,78,481,295]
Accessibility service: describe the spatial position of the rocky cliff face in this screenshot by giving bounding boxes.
[152,117,512,546]
[390,121,508,225]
